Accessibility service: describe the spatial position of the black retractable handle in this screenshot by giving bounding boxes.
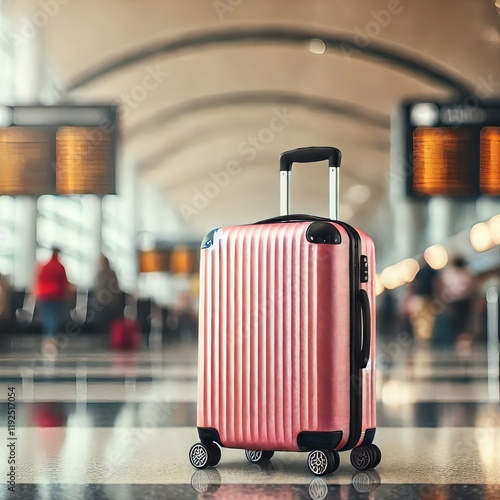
[279,146,342,219]
[280,146,342,171]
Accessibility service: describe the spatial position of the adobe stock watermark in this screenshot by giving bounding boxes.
[0,0,71,49]
[340,0,409,62]
[112,65,169,120]
[475,73,500,99]
[179,107,295,221]
[213,0,243,21]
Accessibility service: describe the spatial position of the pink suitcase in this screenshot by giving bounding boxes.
[189,147,380,476]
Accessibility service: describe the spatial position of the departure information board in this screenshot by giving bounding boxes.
[139,246,200,274]
[0,105,117,196]
[0,127,54,195]
[139,250,170,273]
[399,100,500,197]
[56,127,114,195]
[480,127,500,195]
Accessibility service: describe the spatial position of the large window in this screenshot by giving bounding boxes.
[0,20,16,277]
[37,195,100,286]
[0,15,15,105]
[0,196,15,276]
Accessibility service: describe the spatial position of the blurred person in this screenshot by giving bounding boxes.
[169,291,198,343]
[34,248,70,356]
[438,256,476,353]
[377,289,398,340]
[92,254,123,334]
[0,272,12,341]
[0,272,11,324]
[406,262,439,342]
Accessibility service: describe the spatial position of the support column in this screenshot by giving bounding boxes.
[427,197,454,244]
[12,14,43,290]
[389,107,428,262]
[13,197,37,289]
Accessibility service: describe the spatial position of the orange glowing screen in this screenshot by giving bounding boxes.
[139,248,199,274]
[138,250,170,273]
[56,127,113,195]
[480,127,500,195]
[170,247,198,274]
[413,128,476,196]
[0,127,53,195]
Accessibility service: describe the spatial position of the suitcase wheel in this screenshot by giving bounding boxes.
[350,444,381,471]
[244,450,274,463]
[307,449,340,476]
[189,442,221,469]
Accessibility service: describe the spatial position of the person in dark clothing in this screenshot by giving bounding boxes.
[0,272,11,333]
[92,255,123,333]
[406,263,439,342]
[438,256,476,352]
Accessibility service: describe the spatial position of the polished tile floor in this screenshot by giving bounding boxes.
[0,333,499,499]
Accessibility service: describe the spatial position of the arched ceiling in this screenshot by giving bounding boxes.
[5,0,500,236]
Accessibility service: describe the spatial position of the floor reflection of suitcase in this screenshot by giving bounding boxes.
[189,147,380,476]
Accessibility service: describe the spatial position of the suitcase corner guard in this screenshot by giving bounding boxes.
[297,431,343,452]
[360,428,376,447]
[198,427,223,446]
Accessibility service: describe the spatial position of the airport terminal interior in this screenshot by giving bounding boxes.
[0,0,500,498]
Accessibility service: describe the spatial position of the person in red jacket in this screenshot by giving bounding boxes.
[34,248,70,353]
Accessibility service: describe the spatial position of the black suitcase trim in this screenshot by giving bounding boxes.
[360,428,376,446]
[198,427,223,446]
[335,222,364,451]
[297,431,343,452]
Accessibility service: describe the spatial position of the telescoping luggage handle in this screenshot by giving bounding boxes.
[280,147,342,220]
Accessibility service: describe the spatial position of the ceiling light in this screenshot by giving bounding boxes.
[409,103,439,127]
[380,265,405,290]
[375,274,385,296]
[487,214,500,244]
[470,222,493,252]
[423,244,448,270]
[347,184,371,204]
[340,204,354,220]
[397,258,420,283]
[309,39,326,54]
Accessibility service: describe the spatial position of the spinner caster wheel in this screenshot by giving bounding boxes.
[367,443,381,468]
[189,442,221,469]
[245,449,275,463]
[350,444,380,471]
[307,449,340,476]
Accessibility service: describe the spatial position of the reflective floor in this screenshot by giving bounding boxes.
[0,333,499,499]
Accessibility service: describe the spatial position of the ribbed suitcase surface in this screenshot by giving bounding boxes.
[197,221,374,451]
[190,146,380,476]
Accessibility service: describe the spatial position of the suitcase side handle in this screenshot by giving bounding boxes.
[279,147,342,219]
[359,289,371,369]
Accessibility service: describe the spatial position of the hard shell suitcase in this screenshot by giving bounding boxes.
[189,147,380,476]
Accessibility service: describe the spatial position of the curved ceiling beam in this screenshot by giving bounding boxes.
[146,146,381,193]
[126,90,390,141]
[68,26,473,94]
[139,122,388,174]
